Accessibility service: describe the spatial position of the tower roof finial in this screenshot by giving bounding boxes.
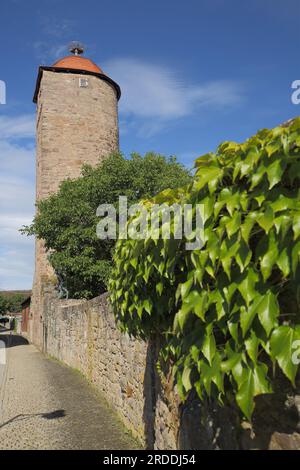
[68,41,85,56]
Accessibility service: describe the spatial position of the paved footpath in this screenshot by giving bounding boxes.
[0,330,140,450]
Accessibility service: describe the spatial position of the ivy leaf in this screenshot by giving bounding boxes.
[255,194,266,207]
[236,363,271,419]
[137,303,143,318]
[226,191,241,216]
[210,353,224,394]
[220,236,239,278]
[293,213,300,240]
[238,268,259,307]
[226,212,241,238]
[250,163,266,189]
[266,140,281,157]
[194,291,209,320]
[266,159,286,189]
[156,282,163,296]
[291,240,300,274]
[274,214,292,237]
[241,214,257,243]
[207,232,220,265]
[143,299,152,315]
[245,331,259,363]
[175,305,192,331]
[252,363,271,396]
[288,161,300,184]
[236,370,255,420]
[214,200,226,218]
[182,366,192,393]
[194,379,204,400]
[195,166,223,192]
[202,195,215,223]
[277,248,290,278]
[194,267,204,285]
[221,351,241,373]
[130,257,138,269]
[190,345,200,363]
[221,257,231,279]
[236,238,252,272]
[270,194,297,213]
[222,281,238,304]
[176,290,209,330]
[257,207,274,234]
[270,325,300,385]
[260,231,278,281]
[202,325,216,365]
[257,291,279,337]
[180,278,194,300]
[194,152,214,168]
[228,318,239,342]
[240,296,262,337]
[199,354,224,395]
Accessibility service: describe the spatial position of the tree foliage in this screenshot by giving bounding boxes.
[23,152,191,299]
[0,292,27,314]
[110,119,300,419]
[0,295,8,315]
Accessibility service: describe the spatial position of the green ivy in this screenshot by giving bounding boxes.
[109,119,300,419]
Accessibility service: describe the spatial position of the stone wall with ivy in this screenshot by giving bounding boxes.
[40,286,300,449]
[109,119,300,447]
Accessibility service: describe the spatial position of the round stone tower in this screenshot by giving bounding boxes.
[30,46,121,347]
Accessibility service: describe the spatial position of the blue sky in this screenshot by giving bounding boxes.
[0,0,300,289]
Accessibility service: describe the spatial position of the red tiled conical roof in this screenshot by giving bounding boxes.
[52,55,103,74]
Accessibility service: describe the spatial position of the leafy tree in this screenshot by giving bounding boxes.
[23,152,191,299]
[110,119,300,419]
[0,295,8,315]
[0,293,26,314]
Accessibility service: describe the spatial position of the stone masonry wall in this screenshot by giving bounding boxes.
[42,290,179,449]
[39,288,300,450]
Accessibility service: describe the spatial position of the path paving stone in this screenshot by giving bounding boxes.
[0,331,141,450]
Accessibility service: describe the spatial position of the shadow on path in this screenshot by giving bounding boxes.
[0,409,66,430]
[0,334,29,348]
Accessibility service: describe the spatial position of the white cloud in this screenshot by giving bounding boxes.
[0,175,35,290]
[0,114,35,140]
[104,58,245,136]
[0,247,34,290]
[0,177,35,219]
[33,15,77,63]
[0,140,34,178]
[33,41,68,63]
[0,117,35,290]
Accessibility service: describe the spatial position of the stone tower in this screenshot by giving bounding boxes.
[29,45,121,347]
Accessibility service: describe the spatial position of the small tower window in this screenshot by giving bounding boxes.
[79,77,89,88]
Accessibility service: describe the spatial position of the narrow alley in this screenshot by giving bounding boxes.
[0,330,140,450]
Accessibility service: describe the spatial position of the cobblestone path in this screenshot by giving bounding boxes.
[0,331,140,450]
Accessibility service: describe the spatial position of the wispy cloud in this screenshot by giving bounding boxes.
[0,115,35,289]
[0,248,34,291]
[33,42,69,63]
[33,15,77,62]
[0,114,35,140]
[104,58,245,137]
